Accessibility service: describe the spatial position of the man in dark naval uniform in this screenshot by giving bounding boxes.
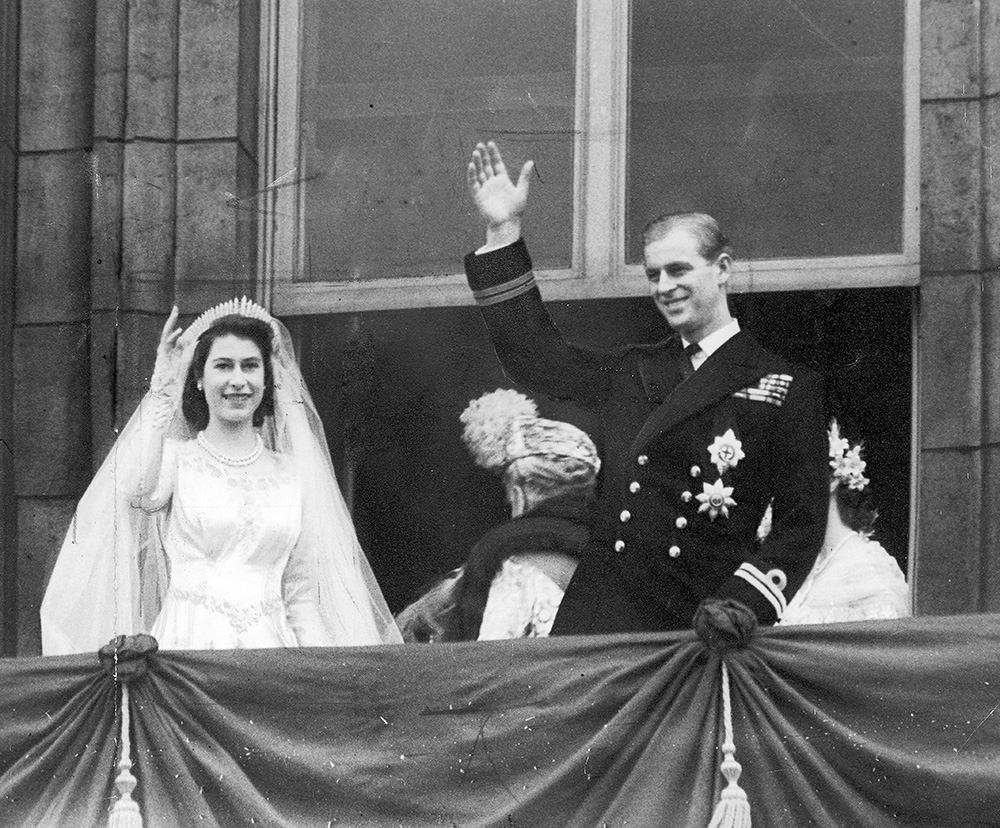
[463,140,829,638]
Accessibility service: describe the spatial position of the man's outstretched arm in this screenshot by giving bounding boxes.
[464,141,613,407]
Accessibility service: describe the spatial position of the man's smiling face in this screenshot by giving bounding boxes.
[644,227,731,343]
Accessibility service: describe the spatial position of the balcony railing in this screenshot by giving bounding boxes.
[2,617,998,827]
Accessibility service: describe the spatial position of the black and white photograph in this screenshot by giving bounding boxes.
[1,0,998,825]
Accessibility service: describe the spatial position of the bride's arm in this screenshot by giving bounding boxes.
[136,306,184,511]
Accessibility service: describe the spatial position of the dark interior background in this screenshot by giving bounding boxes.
[294,286,913,613]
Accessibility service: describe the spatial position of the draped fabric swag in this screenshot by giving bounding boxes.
[2,615,999,827]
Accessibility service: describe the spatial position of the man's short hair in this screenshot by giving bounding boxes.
[642,212,732,262]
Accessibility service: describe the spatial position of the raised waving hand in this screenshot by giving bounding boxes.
[150,305,185,399]
[467,141,534,248]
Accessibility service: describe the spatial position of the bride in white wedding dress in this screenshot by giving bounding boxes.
[42,298,401,653]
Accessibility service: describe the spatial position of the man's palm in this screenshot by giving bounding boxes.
[474,172,529,226]
[467,141,533,228]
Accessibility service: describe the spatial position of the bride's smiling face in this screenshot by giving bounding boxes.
[201,334,265,427]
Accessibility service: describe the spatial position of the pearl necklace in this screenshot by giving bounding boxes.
[197,432,264,467]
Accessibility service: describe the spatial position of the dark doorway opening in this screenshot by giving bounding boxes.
[297,286,913,612]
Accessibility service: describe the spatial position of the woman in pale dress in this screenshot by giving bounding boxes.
[396,389,599,642]
[779,421,910,625]
[41,298,401,653]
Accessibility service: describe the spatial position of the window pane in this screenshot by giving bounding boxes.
[626,0,905,264]
[299,0,576,282]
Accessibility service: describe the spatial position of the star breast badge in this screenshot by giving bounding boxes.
[697,479,737,521]
[707,429,745,475]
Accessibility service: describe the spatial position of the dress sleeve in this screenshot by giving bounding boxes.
[281,536,336,647]
[138,438,179,513]
[134,389,182,513]
[465,239,616,408]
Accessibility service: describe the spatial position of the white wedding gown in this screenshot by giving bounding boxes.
[149,439,328,649]
[781,532,910,625]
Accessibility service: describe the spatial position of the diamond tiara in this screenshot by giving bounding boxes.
[182,296,277,345]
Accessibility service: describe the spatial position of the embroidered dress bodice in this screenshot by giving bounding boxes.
[150,439,308,649]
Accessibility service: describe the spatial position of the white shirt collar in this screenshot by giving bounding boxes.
[682,318,740,358]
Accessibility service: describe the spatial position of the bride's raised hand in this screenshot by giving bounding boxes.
[467,141,533,234]
[150,306,185,398]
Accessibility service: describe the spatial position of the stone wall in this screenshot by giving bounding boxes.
[917,0,1000,613]
[5,0,95,656]
[0,0,19,654]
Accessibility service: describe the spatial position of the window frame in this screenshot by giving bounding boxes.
[258,0,920,315]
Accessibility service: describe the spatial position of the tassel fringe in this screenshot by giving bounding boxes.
[108,683,144,828]
[707,661,751,828]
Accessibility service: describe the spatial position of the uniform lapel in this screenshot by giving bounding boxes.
[635,339,684,404]
[630,331,764,452]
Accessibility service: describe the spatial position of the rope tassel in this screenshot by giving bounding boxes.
[108,683,144,828]
[708,661,751,828]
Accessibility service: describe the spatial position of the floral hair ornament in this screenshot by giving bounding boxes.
[828,420,869,492]
[182,296,278,347]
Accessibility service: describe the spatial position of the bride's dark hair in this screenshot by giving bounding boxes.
[181,315,276,429]
[833,477,878,536]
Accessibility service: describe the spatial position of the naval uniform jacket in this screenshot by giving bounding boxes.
[464,238,828,634]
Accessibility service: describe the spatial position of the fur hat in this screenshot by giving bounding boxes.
[460,389,600,475]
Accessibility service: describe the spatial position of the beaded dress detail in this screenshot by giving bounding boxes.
[149,440,309,649]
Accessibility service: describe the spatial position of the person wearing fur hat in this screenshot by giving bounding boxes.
[462,140,829,641]
[395,389,599,642]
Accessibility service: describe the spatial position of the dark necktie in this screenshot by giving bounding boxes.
[679,343,700,381]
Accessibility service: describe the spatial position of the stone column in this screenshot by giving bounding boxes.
[917,0,1000,613]
[0,0,19,654]
[93,0,261,446]
[985,3,1000,611]
[3,0,261,654]
[9,0,96,654]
